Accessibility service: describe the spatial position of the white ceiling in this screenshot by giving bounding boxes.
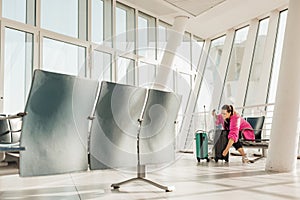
[119,0,289,39]
[164,0,226,17]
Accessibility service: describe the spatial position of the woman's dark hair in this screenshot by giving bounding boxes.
[222,104,234,130]
[221,104,234,116]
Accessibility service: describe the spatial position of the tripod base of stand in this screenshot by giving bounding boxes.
[111,177,174,192]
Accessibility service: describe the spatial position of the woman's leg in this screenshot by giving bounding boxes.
[237,147,246,156]
[233,142,250,163]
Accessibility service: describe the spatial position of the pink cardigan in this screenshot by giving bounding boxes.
[218,113,255,142]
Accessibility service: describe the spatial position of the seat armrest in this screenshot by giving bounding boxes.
[0,112,27,120]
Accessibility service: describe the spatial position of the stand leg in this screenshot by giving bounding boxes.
[111,118,174,192]
[111,177,174,192]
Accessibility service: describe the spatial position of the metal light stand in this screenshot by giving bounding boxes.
[111,118,174,192]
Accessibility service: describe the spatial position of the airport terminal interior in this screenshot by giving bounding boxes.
[1,0,300,199]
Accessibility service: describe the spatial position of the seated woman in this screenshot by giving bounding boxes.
[219,105,255,163]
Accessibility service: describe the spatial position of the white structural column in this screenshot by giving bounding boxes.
[153,16,189,90]
[265,0,300,172]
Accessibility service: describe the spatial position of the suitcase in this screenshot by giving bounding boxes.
[195,131,209,162]
[213,130,229,162]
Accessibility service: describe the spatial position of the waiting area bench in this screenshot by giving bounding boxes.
[0,113,26,165]
[239,116,269,162]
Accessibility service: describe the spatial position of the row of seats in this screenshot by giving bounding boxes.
[0,113,26,164]
[0,114,23,144]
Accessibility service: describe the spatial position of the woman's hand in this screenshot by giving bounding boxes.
[223,138,234,157]
[222,149,228,157]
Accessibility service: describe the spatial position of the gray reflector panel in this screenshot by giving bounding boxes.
[89,82,181,170]
[20,70,98,177]
[89,82,147,170]
[140,89,181,165]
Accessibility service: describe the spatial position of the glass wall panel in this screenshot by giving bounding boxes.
[43,38,86,76]
[177,32,191,70]
[2,0,35,25]
[92,0,104,43]
[92,0,112,46]
[116,3,135,52]
[192,36,204,70]
[41,0,79,38]
[4,28,33,113]
[196,36,226,113]
[117,57,135,85]
[157,22,172,63]
[138,62,156,88]
[138,13,156,60]
[244,18,270,112]
[219,26,249,106]
[265,10,288,136]
[268,11,288,104]
[92,51,111,81]
[177,72,192,115]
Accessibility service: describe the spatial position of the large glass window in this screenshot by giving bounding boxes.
[265,10,288,135]
[220,26,249,106]
[4,28,33,113]
[268,11,288,104]
[192,36,204,70]
[177,32,191,70]
[157,22,171,63]
[244,18,270,110]
[92,0,104,43]
[92,0,112,46]
[177,72,192,115]
[92,51,112,81]
[41,0,83,38]
[138,13,156,60]
[2,0,35,25]
[116,3,135,53]
[43,38,86,76]
[117,57,135,85]
[138,62,156,88]
[196,36,226,112]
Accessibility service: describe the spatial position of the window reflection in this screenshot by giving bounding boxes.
[244,18,270,113]
[117,57,135,85]
[157,22,171,63]
[92,51,111,81]
[92,0,104,43]
[116,3,135,52]
[138,62,156,88]
[177,72,192,115]
[268,11,288,103]
[220,26,249,106]
[92,0,112,46]
[2,0,35,25]
[41,0,79,38]
[192,36,204,70]
[4,28,33,113]
[196,36,226,112]
[265,10,288,137]
[177,32,191,70]
[138,13,156,60]
[43,38,86,76]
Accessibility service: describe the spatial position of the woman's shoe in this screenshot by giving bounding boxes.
[242,156,250,163]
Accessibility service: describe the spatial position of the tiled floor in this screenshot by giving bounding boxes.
[1,153,300,200]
